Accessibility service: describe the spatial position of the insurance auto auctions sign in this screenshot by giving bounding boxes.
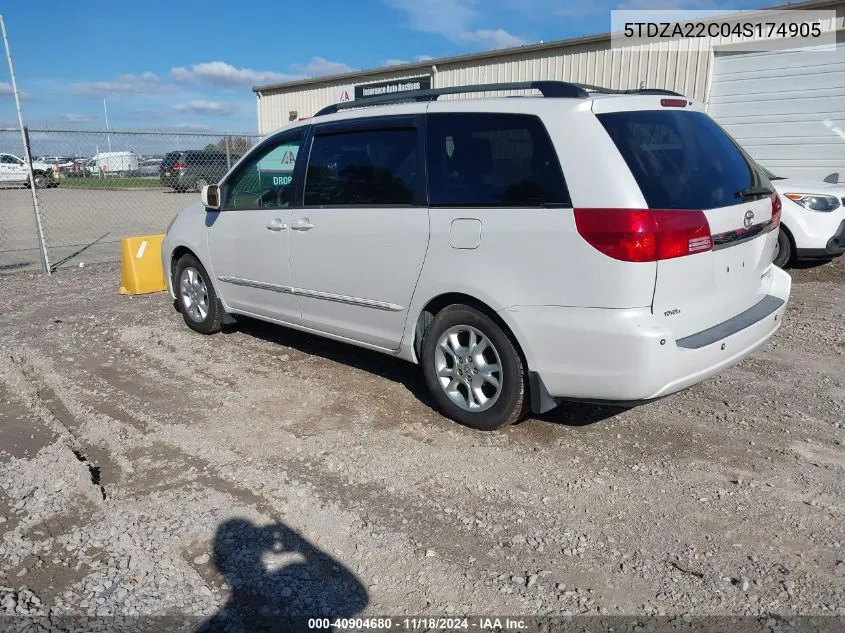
[354,76,431,100]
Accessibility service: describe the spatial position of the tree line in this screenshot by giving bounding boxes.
[203,136,254,155]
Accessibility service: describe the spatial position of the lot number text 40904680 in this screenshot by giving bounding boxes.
[307,617,529,630]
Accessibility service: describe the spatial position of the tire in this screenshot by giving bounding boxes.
[32,173,49,189]
[421,305,528,431]
[773,228,792,268]
[193,177,209,193]
[173,254,222,334]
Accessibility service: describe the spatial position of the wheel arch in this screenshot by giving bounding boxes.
[169,243,235,322]
[410,292,531,371]
[778,222,797,265]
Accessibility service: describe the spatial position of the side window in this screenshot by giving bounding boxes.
[222,130,305,210]
[427,113,570,207]
[304,127,417,206]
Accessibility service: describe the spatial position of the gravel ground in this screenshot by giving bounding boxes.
[0,259,843,630]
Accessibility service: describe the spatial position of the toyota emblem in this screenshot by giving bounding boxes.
[743,210,755,228]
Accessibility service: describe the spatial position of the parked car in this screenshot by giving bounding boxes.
[136,158,162,177]
[0,153,54,188]
[64,158,91,178]
[760,167,845,268]
[160,150,233,192]
[161,81,791,430]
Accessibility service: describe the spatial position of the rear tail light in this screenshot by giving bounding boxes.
[769,193,782,229]
[660,98,689,108]
[574,208,712,263]
[172,162,186,170]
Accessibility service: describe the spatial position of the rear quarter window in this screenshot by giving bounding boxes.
[597,110,765,210]
[427,113,570,207]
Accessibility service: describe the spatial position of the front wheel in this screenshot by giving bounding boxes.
[421,305,528,431]
[773,228,792,268]
[173,254,222,334]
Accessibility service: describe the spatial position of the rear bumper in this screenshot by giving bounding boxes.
[160,173,186,188]
[504,266,791,403]
[795,219,845,259]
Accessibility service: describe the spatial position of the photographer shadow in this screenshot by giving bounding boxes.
[198,518,369,633]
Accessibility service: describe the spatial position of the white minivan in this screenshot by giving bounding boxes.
[161,81,791,430]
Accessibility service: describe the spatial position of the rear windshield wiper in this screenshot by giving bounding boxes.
[736,185,774,200]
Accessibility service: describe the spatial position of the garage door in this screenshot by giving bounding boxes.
[708,33,845,183]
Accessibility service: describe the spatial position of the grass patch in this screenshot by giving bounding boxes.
[58,177,163,189]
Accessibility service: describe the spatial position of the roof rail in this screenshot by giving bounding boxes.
[313,81,590,116]
[578,84,686,97]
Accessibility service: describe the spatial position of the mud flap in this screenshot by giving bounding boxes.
[219,300,240,325]
[528,371,558,414]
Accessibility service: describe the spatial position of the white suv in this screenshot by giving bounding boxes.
[760,167,845,268]
[0,153,54,188]
[161,81,791,430]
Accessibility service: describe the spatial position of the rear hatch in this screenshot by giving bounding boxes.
[161,152,182,179]
[595,101,779,340]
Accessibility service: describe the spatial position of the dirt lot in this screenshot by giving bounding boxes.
[0,259,843,629]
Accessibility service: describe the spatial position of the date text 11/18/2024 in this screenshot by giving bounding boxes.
[307,617,528,630]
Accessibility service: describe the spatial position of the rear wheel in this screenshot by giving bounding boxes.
[421,305,528,431]
[173,254,222,334]
[773,228,792,268]
[32,173,49,189]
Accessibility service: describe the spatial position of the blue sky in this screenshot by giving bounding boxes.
[0,0,781,136]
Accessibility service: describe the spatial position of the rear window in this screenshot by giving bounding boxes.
[597,110,765,210]
[163,152,181,166]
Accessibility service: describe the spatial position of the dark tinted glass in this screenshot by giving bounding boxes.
[597,110,763,210]
[163,152,181,166]
[304,128,417,206]
[427,113,570,207]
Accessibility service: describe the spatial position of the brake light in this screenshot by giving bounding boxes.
[574,208,712,262]
[172,162,186,170]
[769,193,782,229]
[660,98,688,108]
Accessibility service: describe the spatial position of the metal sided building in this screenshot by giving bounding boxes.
[254,0,845,182]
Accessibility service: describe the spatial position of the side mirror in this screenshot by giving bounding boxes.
[201,184,220,210]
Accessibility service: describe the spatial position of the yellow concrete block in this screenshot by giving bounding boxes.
[118,234,166,295]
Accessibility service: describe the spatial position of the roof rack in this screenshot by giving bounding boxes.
[314,81,590,116]
[312,81,686,117]
[579,84,685,97]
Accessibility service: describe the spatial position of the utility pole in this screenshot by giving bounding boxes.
[1,14,50,274]
[103,98,112,152]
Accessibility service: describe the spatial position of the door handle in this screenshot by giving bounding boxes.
[291,218,314,231]
[266,218,287,231]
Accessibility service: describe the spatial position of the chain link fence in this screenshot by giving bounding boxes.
[0,128,260,273]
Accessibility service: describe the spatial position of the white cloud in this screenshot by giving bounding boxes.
[461,28,526,48]
[174,123,213,131]
[1,82,30,99]
[384,0,526,49]
[57,114,91,123]
[173,100,239,115]
[291,57,355,77]
[72,72,173,97]
[170,61,301,87]
[385,55,435,67]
